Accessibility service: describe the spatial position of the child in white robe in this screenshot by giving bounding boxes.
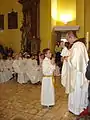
[51,55,60,77]
[21,55,29,83]
[26,57,42,84]
[0,59,5,83]
[41,48,55,107]
[13,54,29,84]
[61,42,70,58]
[5,57,13,80]
[0,58,11,83]
[7,57,14,74]
[61,42,70,93]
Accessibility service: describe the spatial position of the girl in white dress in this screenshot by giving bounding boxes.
[51,55,60,77]
[5,57,13,80]
[61,42,70,58]
[26,55,43,84]
[13,53,29,84]
[41,48,55,107]
[0,54,5,83]
[0,56,12,83]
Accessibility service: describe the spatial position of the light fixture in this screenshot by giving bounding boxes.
[60,14,73,24]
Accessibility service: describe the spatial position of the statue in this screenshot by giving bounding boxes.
[20,21,31,52]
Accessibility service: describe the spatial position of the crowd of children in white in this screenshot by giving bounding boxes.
[0,51,60,84]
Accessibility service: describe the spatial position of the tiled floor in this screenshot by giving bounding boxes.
[0,77,76,120]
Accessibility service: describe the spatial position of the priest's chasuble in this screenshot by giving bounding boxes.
[61,41,89,115]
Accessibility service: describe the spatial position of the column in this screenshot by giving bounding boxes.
[76,0,85,37]
[40,0,51,51]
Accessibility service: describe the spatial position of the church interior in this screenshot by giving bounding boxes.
[0,0,90,120]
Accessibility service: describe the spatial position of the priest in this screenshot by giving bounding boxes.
[61,31,89,115]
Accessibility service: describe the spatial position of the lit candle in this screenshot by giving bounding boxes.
[86,32,89,50]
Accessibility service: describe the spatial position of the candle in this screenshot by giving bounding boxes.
[86,32,89,50]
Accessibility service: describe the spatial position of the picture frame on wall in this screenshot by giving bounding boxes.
[8,10,18,29]
[0,14,4,30]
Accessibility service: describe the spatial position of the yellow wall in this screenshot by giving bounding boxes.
[0,0,90,53]
[76,0,90,38]
[0,0,23,52]
[51,0,57,53]
[57,0,76,25]
[40,0,51,51]
[76,0,85,37]
[40,0,57,52]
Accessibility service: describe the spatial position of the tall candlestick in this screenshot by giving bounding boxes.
[86,32,89,50]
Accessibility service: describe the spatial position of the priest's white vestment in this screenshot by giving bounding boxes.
[41,57,55,106]
[61,41,89,115]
